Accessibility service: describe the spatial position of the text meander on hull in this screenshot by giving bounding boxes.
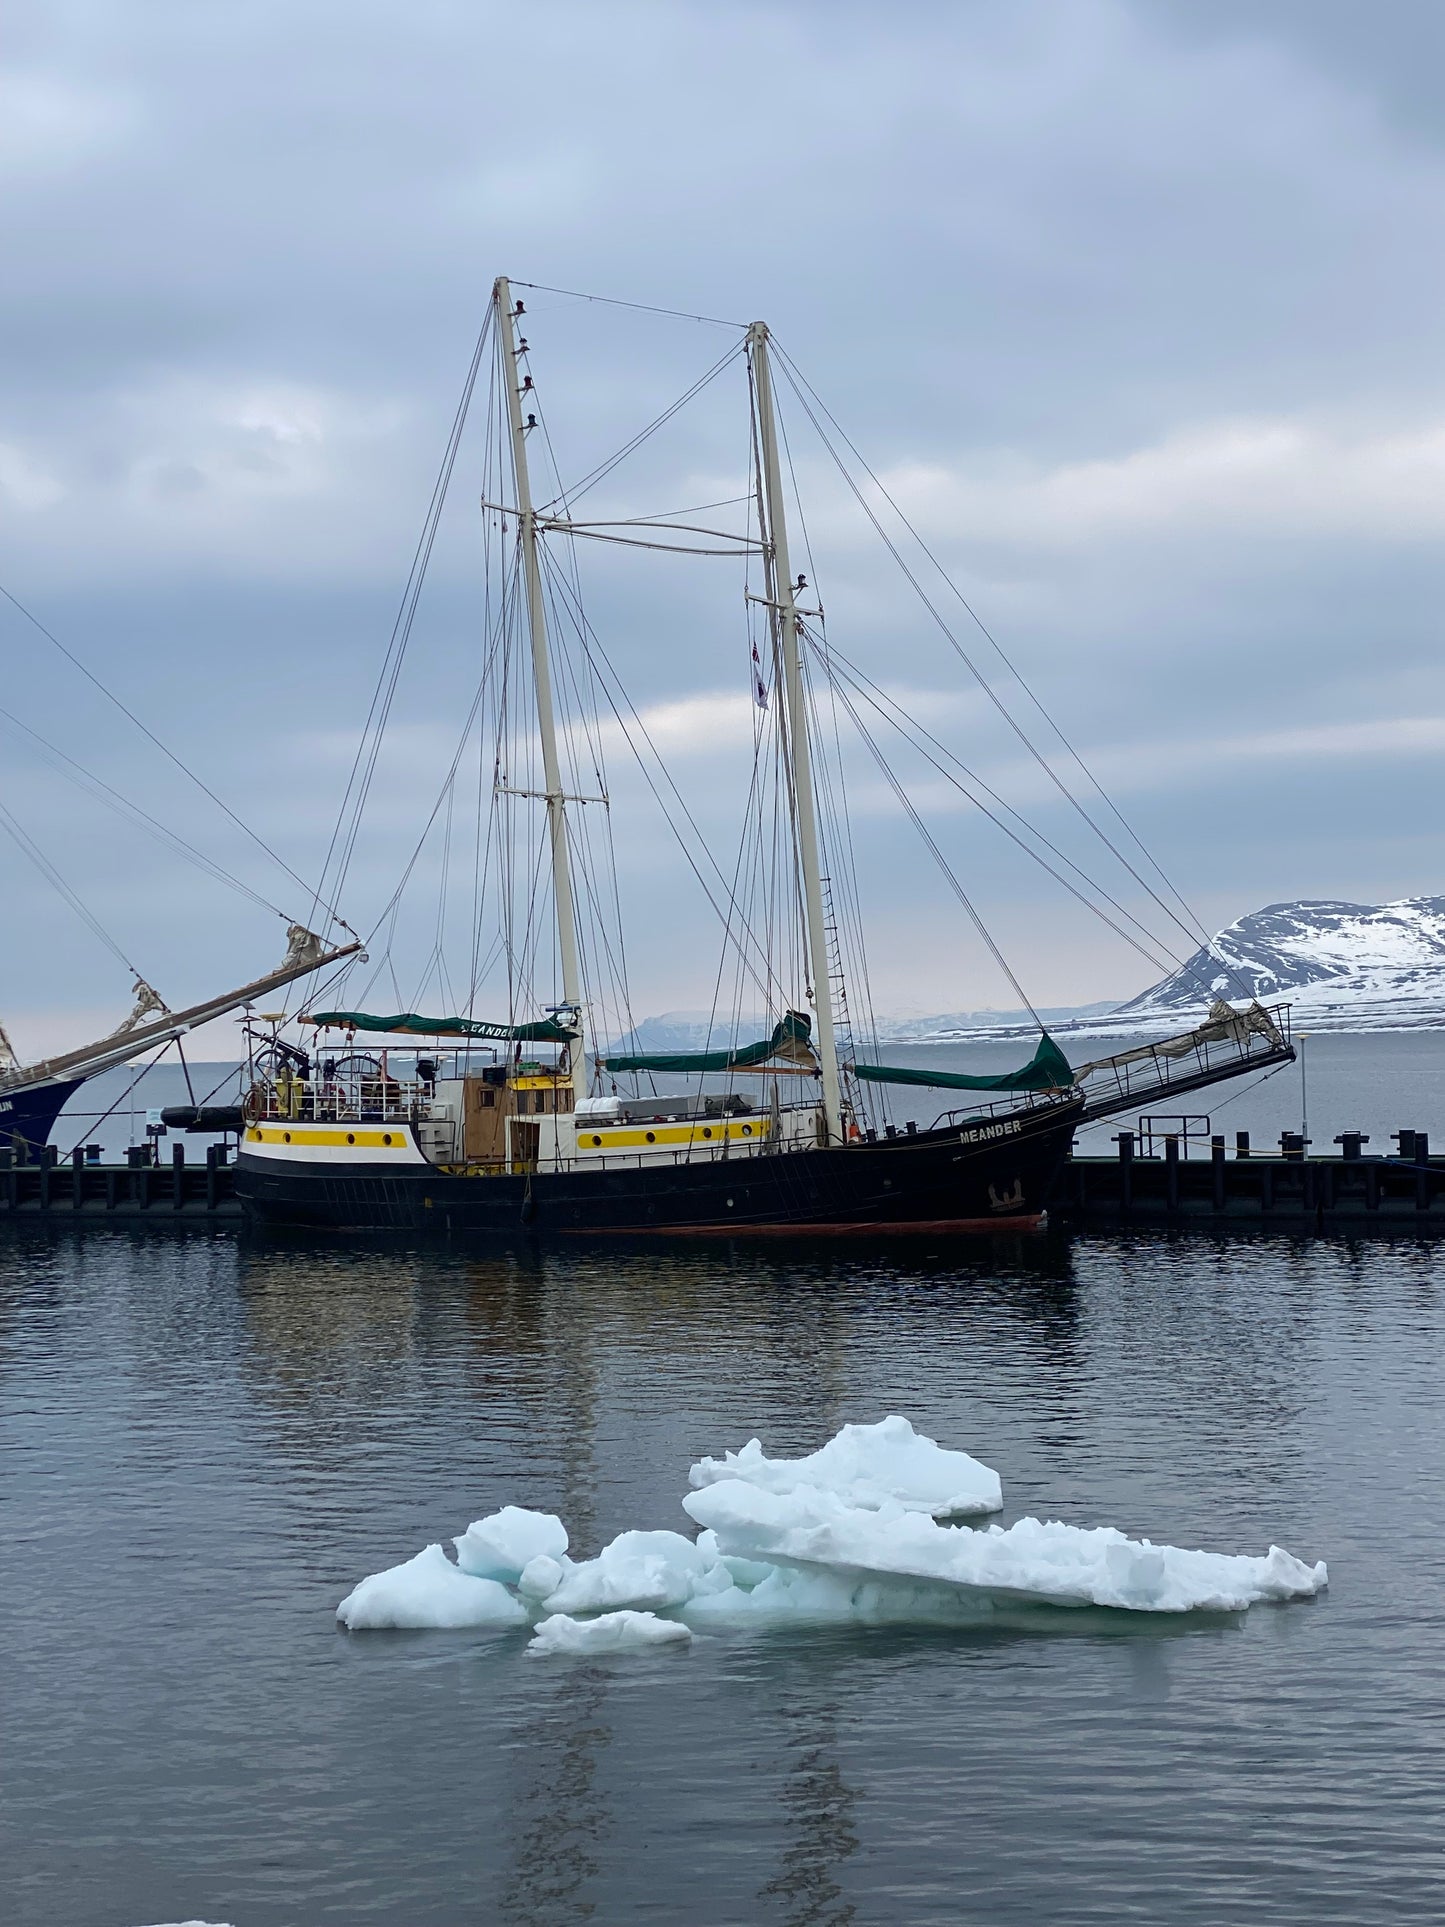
[236,278,1289,1237]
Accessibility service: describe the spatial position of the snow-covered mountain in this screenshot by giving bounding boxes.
[612,898,1445,1049]
[1117,896,1445,1033]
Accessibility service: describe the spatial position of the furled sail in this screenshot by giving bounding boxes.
[1075,1000,1284,1076]
[300,1010,578,1043]
[849,1032,1074,1094]
[598,1010,816,1075]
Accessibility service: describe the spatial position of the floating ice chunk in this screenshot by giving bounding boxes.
[684,1481,1327,1615]
[337,1543,531,1630]
[527,1610,693,1656]
[517,1553,568,1600]
[453,1505,568,1583]
[689,1414,1002,1517]
[538,1529,715,1615]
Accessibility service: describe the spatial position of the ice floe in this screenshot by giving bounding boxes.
[681,1481,1327,1615]
[337,1543,530,1630]
[454,1505,568,1583]
[689,1414,1002,1517]
[528,1610,693,1656]
[336,1415,1326,1643]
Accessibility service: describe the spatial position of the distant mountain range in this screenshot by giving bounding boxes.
[611,897,1445,1048]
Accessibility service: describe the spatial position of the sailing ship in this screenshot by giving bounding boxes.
[235,279,1292,1236]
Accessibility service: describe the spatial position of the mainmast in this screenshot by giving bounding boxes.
[495,277,586,1089]
[748,322,844,1145]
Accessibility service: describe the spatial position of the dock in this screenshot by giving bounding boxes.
[1050,1128,1445,1230]
[2,1129,1443,1232]
[0,1145,241,1223]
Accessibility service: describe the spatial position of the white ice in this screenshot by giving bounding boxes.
[527,1609,693,1656]
[535,1529,727,1616]
[689,1414,1002,1517]
[453,1505,568,1583]
[683,1479,1328,1615]
[337,1416,1326,1641]
[337,1543,530,1630]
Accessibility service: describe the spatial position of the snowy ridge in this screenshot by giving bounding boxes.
[1117,895,1445,1034]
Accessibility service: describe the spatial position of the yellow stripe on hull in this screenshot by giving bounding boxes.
[574,1119,771,1151]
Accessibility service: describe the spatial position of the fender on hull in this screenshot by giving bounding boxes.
[237,1101,1081,1239]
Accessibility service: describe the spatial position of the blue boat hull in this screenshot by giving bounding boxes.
[0,1077,86,1157]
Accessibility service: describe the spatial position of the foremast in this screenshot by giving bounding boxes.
[496,277,586,1093]
[749,322,844,1146]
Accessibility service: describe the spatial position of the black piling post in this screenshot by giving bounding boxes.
[172,1140,186,1211]
[1211,1135,1226,1210]
[71,1145,84,1210]
[206,1144,219,1212]
[38,1154,50,1211]
[1417,1131,1431,1212]
[1164,1134,1180,1211]
[1235,1130,1250,1160]
[1115,1130,1134,1212]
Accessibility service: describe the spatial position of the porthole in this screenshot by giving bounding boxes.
[702,1126,713,1139]
[742,1124,753,1136]
[382,1134,392,1146]
[645,1130,656,1143]
[347,1133,355,1144]
[283,1132,291,1143]
[591,1134,602,1147]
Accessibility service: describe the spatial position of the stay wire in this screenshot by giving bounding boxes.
[0,580,334,932]
[826,676,1044,1027]
[816,639,1183,977]
[508,280,745,330]
[0,703,292,921]
[769,348,1253,1000]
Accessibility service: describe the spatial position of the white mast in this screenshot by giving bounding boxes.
[495,277,585,1088]
[749,321,844,1145]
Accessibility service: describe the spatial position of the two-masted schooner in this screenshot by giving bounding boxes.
[234,278,1291,1236]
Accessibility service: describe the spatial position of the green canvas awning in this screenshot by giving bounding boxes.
[598,1010,815,1075]
[300,1011,578,1043]
[849,1032,1073,1094]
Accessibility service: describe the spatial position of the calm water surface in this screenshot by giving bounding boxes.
[2,1225,1443,1925]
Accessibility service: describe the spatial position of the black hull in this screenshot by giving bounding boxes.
[236,1099,1082,1238]
[0,1076,85,1157]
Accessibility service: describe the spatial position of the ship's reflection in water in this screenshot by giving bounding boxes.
[5,1225,1430,1926]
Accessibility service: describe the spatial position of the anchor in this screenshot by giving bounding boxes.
[988,1179,1024,1212]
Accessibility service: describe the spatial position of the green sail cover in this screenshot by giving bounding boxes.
[849,1032,1073,1093]
[301,1011,578,1043]
[598,1011,814,1075]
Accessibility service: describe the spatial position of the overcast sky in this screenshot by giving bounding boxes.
[5,0,1445,1053]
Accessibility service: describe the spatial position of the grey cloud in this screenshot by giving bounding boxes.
[3,0,1444,1030]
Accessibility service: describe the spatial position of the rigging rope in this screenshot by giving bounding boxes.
[0,580,336,931]
[769,349,1253,1000]
[508,280,745,330]
[0,794,142,977]
[0,703,295,922]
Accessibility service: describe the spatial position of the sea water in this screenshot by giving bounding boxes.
[2,1219,1443,1925]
